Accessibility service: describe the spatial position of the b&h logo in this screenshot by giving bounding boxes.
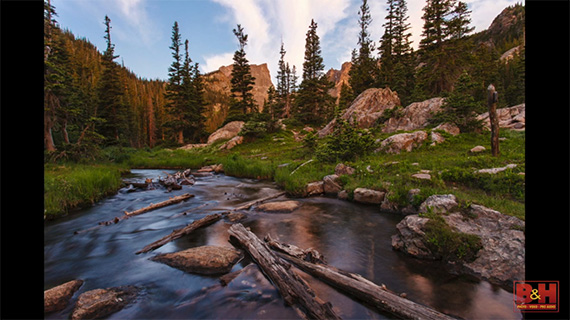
[513,281,559,312]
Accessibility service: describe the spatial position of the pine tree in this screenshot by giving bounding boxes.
[416,0,474,96]
[349,0,378,97]
[378,0,414,104]
[295,19,334,124]
[164,21,187,144]
[97,15,128,144]
[434,71,483,132]
[188,62,207,142]
[228,24,257,119]
[44,0,59,151]
[274,42,290,119]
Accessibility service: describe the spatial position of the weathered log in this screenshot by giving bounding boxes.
[130,182,149,189]
[136,213,221,254]
[267,239,456,320]
[265,234,326,264]
[124,193,194,216]
[225,192,287,213]
[227,223,342,320]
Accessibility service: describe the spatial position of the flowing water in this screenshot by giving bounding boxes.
[44,169,520,319]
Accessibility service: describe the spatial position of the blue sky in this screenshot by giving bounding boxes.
[53,0,523,82]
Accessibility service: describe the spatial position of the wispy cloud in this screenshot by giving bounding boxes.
[112,0,160,47]
[204,0,353,80]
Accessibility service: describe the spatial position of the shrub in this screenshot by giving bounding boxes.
[422,213,482,262]
[315,119,375,163]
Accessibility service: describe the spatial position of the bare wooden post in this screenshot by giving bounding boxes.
[487,84,500,156]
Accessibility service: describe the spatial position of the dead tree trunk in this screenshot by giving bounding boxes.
[136,213,221,254]
[267,238,456,320]
[227,223,342,320]
[124,193,194,216]
[487,84,500,156]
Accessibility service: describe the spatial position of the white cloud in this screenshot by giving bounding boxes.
[207,0,353,82]
[202,52,234,74]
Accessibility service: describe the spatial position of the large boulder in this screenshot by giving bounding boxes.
[318,88,400,137]
[70,286,138,320]
[376,131,428,154]
[207,121,245,145]
[382,97,445,133]
[151,245,243,275]
[391,197,525,289]
[44,279,84,313]
[444,205,525,287]
[353,188,385,204]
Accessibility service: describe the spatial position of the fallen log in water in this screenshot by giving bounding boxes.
[224,192,287,213]
[136,213,222,254]
[266,238,456,320]
[227,223,342,320]
[125,193,194,216]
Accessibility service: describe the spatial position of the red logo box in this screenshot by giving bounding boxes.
[513,281,559,313]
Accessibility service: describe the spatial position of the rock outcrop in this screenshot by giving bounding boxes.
[207,121,245,144]
[318,88,400,137]
[71,286,138,320]
[44,279,84,314]
[326,61,352,104]
[391,196,525,289]
[382,97,445,133]
[151,245,243,275]
[476,103,525,131]
[203,64,273,132]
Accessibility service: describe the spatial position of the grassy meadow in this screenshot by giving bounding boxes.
[44,126,525,220]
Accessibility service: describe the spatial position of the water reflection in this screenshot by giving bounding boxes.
[44,170,520,319]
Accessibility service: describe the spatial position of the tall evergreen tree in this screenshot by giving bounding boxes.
[349,0,378,97]
[377,0,415,104]
[274,42,290,119]
[295,19,334,124]
[97,15,128,144]
[228,24,257,119]
[164,21,187,144]
[416,0,474,96]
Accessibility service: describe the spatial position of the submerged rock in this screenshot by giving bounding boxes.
[44,279,84,313]
[70,285,138,320]
[256,200,302,213]
[151,245,243,275]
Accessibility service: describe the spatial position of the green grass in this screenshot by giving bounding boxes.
[44,163,128,219]
[44,127,525,220]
